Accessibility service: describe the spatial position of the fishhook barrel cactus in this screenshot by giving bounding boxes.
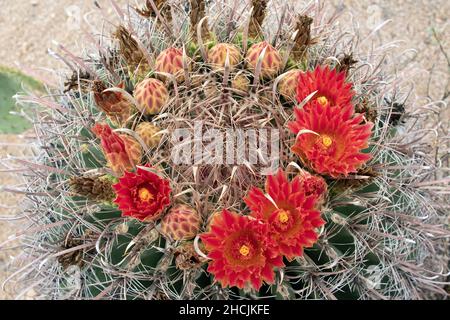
[5,0,449,300]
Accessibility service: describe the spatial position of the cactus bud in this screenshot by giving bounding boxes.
[278,69,301,101]
[161,205,201,241]
[134,78,169,115]
[135,122,163,149]
[232,73,250,94]
[245,41,282,79]
[207,43,242,71]
[154,47,190,83]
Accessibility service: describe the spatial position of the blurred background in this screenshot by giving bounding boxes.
[0,0,448,299]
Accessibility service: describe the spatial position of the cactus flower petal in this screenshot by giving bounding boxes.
[297,171,328,205]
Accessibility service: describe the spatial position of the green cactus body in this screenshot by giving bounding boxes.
[11,0,449,300]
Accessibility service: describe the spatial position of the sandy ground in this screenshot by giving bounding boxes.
[0,0,448,299]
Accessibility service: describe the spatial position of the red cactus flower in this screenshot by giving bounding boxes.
[92,123,142,176]
[200,210,284,290]
[297,66,354,110]
[288,102,373,178]
[113,165,171,222]
[244,170,325,260]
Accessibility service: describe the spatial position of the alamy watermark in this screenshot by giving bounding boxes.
[170,121,280,175]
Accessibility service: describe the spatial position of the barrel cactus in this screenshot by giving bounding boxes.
[8,0,449,300]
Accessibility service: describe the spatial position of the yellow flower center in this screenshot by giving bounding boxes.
[317,95,329,106]
[278,210,290,223]
[239,245,250,257]
[138,187,154,202]
[321,135,333,148]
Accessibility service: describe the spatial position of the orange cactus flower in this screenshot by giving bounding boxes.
[297,66,354,110]
[200,210,284,290]
[288,102,373,178]
[244,170,325,260]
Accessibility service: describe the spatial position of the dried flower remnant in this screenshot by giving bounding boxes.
[93,81,133,126]
[292,15,313,61]
[114,25,150,79]
[248,0,268,39]
[69,175,116,202]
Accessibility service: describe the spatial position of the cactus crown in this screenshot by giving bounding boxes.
[8,0,449,300]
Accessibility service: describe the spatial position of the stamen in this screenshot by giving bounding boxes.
[138,188,154,202]
[278,210,289,223]
[239,245,250,257]
[317,96,329,106]
[321,135,333,148]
